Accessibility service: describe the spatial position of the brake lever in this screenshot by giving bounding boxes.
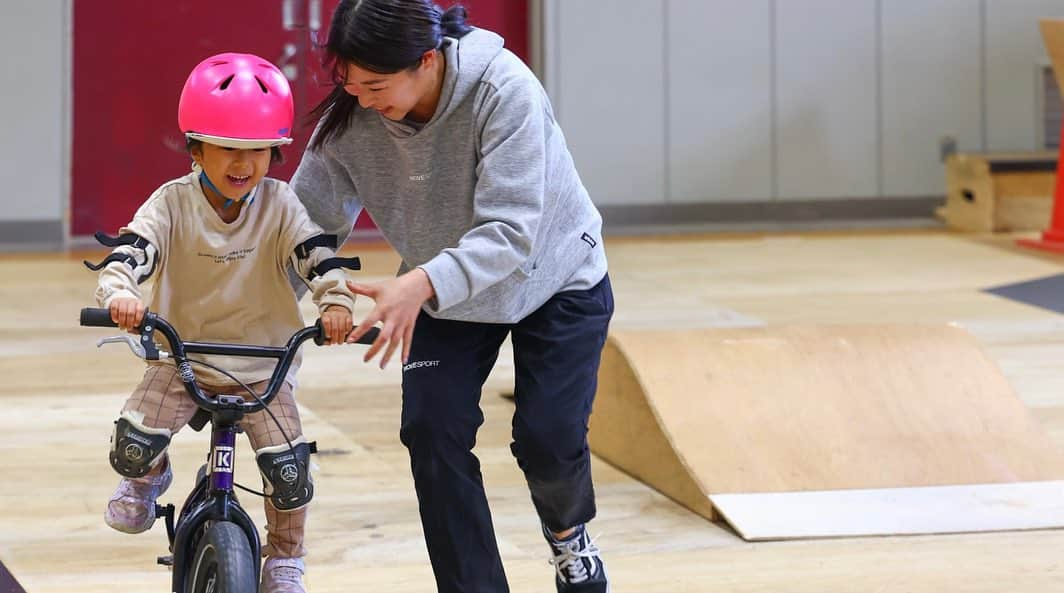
[97,335,147,358]
[96,333,168,360]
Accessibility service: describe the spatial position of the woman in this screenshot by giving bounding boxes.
[291,2,612,591]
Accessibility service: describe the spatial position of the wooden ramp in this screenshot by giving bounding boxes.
[589,325,1064,540]
[1043,19,1064,96]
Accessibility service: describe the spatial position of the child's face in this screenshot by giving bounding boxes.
[339,51,438,121]
[191,143,271,200]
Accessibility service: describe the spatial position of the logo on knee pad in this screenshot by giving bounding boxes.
[279,463,299,483]
[124,443,145,461]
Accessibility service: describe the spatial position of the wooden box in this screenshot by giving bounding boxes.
[938,151,1058,232]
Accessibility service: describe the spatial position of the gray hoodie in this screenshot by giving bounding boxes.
[290,28,607,323]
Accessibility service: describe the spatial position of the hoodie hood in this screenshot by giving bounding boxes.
[380,28,505,137]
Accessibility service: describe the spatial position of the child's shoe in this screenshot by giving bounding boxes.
[104,461,172,534]
[260,556,305,593]
[543,523,609,593]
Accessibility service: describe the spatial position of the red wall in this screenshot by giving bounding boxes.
[72,0,528,236]
[457,0,529,63]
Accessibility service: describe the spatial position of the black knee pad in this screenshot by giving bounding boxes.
[256,437,314,512]
[109,411,171,478]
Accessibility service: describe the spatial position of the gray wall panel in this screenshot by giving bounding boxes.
[986,0,1064,151]
[542,1,1064,209]
[775,0,879,200]
[881,0,982,196]
[0,0,68,224]
[667,0,773,203]
[554,1,666,206]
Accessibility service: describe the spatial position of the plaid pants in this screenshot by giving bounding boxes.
[120,364,307,558]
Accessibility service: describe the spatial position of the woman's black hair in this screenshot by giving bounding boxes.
[307,0,473,151]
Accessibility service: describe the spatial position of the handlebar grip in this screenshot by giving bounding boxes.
[80,307,118,328]
[352,326,381,345]
[313,320,382,346]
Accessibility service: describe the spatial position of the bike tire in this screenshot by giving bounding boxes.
[187,521,256,593]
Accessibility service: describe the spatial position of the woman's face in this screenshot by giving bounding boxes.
[339,51,440,121]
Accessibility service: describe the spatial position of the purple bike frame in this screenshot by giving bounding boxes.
[210,426,238,492]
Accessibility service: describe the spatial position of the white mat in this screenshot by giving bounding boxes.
[710,481,1064,541]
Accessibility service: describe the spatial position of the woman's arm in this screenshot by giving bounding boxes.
[290,140,364,246]
[418,79,548,313]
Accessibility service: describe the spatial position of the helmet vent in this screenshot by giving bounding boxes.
[219,74,235,91]
[210,60,229,67]
[254,76,269,94]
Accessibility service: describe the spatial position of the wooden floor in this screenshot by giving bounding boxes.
[4,229,1064,592]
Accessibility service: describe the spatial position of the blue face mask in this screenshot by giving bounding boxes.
[199,170,254,208]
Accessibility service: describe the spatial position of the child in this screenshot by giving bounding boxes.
[87,52,356,593]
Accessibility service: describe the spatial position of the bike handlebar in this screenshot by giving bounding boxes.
[80,307,380,414]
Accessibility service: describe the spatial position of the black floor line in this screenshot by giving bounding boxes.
[0,560,26,593]
[985,273,1064,315]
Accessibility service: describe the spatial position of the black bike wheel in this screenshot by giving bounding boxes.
[187,521,256,593]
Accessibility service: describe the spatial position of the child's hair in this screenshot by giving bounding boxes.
[308,0,474,151]
[186,138,285,165]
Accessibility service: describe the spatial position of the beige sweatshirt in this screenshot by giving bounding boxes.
[95,172,356,386]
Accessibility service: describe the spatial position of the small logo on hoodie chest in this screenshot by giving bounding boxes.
[409,173,431,182]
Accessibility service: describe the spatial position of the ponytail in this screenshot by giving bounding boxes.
[440,5,473,39]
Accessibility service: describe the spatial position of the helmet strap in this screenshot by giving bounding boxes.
[198,171,254,208]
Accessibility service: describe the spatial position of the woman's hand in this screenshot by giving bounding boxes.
[320,304,352,345]
[346,268,435,368]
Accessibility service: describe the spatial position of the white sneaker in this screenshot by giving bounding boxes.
[261,556,305,593]
[104,461,173,534]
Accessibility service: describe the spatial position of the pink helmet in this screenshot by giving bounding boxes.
[178,52,294,149]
